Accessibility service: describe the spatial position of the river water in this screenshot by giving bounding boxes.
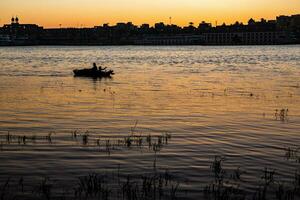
[0,46,300,199]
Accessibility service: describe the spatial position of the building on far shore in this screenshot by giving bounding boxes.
[0,14,299,46]
[200,18,289,45]
[0,34,11,45]
[199,15,300,45]
[0,17,43,45]
[133,35,203,45]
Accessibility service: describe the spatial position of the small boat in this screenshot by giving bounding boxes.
[73,64,114,78]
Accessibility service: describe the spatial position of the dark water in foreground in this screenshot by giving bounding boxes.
[0,46,300,199]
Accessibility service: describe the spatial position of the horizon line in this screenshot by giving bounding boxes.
[2,13,300,29]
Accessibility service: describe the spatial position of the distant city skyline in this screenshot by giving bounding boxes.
[1,0,300,28]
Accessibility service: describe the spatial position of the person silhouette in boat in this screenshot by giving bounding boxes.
[92,63,107,72]
[92,63,98,71]
[98,66,107,72]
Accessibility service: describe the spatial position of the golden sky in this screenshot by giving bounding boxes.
[0,0,299,28]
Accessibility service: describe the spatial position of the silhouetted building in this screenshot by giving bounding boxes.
[198,21,212,31]
[134,35,203,45]
[200,17,296,45]
[0,17,43,45]
[0,14,299,46]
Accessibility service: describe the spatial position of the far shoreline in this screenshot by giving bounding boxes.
[1,44,300,47]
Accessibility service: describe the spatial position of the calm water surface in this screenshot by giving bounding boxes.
[0,46,300,199]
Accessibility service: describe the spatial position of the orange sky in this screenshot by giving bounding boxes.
[0,0,299,28]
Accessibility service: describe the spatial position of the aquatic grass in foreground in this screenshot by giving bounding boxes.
[1,151,300,199]
[275,109,289,122]
[0,130,171,154]
[0,168,182,200]
[203,153,300,200]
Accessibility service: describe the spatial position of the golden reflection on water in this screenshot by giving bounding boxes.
[1,70,299,136]
[0,46,299,197]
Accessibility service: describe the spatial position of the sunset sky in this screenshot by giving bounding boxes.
[0,0,299,28]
